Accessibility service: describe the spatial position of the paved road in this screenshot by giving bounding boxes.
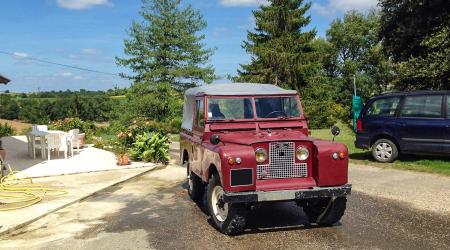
[1,162,449,250]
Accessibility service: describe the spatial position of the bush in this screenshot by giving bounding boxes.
[302,99,337,129]
[127,132,169,164]
[49,118,95,141]
[0,123,15,137]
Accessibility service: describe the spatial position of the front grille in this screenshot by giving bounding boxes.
[257,142,308,180]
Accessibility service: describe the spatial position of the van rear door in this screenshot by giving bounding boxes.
[396,94,445,153]
[443,96,450,154]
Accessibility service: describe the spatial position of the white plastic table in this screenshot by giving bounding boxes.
[28,130,66,159]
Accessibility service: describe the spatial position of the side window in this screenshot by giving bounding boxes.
[195,99,204,128]
[401,95,443,118]
[447,96,450,118]
[365,97,400,117]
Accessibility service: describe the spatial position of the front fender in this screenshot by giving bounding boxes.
[210,144,256,193]
[312,140,349,187]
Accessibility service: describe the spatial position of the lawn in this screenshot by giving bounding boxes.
[311,122,450,176]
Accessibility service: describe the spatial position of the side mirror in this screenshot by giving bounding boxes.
[331,126,340,141]
[210,134,220,145]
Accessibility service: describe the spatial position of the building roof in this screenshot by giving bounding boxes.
[0,74,10,84]
[184,83,297,97]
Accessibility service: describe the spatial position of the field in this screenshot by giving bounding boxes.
[311,123,450,176]
[0,118,32,134]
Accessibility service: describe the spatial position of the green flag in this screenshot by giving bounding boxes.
[352,96,363,131]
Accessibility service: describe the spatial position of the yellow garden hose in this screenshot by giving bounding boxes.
[0,162,67,211]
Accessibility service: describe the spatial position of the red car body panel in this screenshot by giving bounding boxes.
[180,93,349,194]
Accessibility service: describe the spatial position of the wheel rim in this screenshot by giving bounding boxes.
[211,185,228,222]
[375,142,393,160]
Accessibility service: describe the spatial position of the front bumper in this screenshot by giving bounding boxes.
[223,184,352,203]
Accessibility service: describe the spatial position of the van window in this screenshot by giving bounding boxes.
[365,97,400,117]
[401,95,443,118]
[448,97,450,118]
[195,99,204,127]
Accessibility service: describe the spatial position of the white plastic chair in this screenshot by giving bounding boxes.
[26,133,44,159]
[67,129,80,156]
[45,133,68,160]
[32,125,48,132]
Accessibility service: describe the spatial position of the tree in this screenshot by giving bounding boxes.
[116,0,215,91]
[325,10,393,112]
[379,0,450,90]
[236,0,316,91]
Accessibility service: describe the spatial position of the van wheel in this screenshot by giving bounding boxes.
[303,197,347,226]
[207,173,246,235]
[185,162,204,201]
[372,139,398,163]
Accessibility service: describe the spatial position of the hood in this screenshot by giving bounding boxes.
[217,129,310,146]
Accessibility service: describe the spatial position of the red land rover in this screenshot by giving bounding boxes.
[180,83,351,235]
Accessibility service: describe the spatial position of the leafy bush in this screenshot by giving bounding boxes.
[49,118,95,140]
[128,132,169,164]
[113,118,173,147]
[0,123,16,137]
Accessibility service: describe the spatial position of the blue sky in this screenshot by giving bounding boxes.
[0,0,377,92]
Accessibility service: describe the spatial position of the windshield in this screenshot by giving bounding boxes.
[255,96,300,118]
[207,98,254,120]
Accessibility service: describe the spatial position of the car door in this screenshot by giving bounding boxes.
[443,95,450,154]
[362,96,401,144]
[190,97,205,175]
[396,94,445,153]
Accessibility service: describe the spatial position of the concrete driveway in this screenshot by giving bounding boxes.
[1,142,449,249]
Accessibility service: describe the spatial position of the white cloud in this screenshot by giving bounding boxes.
[220,0,267,7]
[239,16,256,30]
[13,52,28,58]
[81,48,98,55]
[61,72,74,77]
[74,75,84,80]
[312,0,378,16]
[56,0,113,10]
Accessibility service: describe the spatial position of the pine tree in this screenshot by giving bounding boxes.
[116,0,215,91]
[236,0,316,90]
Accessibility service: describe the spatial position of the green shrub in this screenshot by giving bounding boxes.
[128,132,169,164]
[49,118,95,141]
[302,99,337,129]
[0,123,15,137]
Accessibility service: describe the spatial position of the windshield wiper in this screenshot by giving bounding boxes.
[277,116,296,120]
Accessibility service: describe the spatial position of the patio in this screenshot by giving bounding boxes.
[2,136,153,178]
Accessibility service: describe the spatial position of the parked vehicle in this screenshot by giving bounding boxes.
[355,91,450,163]
[180,83,351,235]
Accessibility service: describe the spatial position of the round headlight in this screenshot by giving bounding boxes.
[255,147,267,163]
[296,146,309,161]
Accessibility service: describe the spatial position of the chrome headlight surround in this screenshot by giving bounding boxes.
[296,146,309,161]
[255,147,268,163]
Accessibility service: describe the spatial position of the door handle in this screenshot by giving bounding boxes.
[396,122,406,127]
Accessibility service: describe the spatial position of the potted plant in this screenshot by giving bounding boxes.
[113,144,130,166]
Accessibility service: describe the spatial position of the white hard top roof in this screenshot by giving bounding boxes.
[184,83,297,97]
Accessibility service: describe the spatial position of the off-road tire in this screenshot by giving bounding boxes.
[371,138,398,163]
[303,197,347,226]
[207,173,246,235]
[185,162,204,202]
